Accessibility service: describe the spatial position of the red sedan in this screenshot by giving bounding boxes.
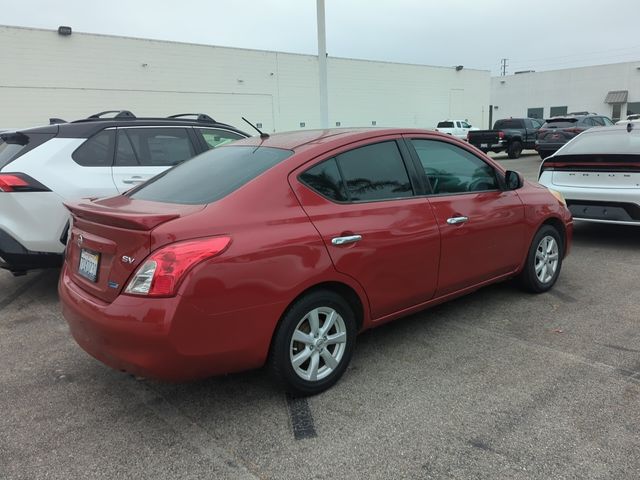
[59,128,573,395]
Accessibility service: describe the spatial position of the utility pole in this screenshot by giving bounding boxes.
[500,58,508,76]
[317,0,329,129]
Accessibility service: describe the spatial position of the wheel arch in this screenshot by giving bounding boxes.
[541,216,567,255]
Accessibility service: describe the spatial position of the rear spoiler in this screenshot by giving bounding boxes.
[64,200,181,231]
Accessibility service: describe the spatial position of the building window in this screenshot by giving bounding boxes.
[550,106,568,117]
[612,104,622,122]
[527,107,544,119]
[627,102,640,116]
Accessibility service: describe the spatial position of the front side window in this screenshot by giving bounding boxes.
[461,121,471,128]
[114,128,194,167]
[72,130,115,167]
[336,141,413,202]
[197,128,244,149]
[411,139,498,194]
[601,117,614,126]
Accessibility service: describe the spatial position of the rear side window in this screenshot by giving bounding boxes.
[114,128,195,167]
[300,158,347,202]
[411,139,498,194]
[0,141,26,169]
[437,121,454,128]
[72,130,115,167]
[494,119,523,129]
[129,146,293,204]
[196,128,244,149]
[336,141,413,201]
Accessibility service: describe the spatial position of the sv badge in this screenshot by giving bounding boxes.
[121,255,136,264]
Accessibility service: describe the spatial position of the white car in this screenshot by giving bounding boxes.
[538,123,640,225]
[435,120,478,140]
[0,111,248,275]
[616,114,640,125]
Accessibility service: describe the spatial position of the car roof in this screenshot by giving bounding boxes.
[4,116,249,138]
[227,127,446,151]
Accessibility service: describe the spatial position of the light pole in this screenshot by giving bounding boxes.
[317,0,329,128]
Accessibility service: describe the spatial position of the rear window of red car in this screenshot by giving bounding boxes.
[129,146,293,205]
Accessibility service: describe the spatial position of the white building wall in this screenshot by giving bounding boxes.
[1,26,489,131]
[490,62,640,121]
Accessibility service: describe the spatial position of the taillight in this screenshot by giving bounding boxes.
[124,236,231,297]
[0,173,50,192]
[498,131,505,140]
[565,128,584,134]
[537,128,548,138]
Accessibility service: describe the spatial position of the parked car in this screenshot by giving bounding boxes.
[536,113,614,159]
[0,111,248,275]
[538,122,640,225]
[434,119,478,140]
[616,114,640,125]
[59,128,573,395]
[467,118,543,159]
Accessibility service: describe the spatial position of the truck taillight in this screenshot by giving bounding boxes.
[498,131,505,140]
[0,173,50,192]
[124,236,232,297]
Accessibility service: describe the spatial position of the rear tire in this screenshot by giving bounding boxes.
[507,141,523,159]
[268,290,356,396]
[518,225,563,293]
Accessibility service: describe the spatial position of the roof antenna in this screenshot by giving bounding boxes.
[242,117,269,140]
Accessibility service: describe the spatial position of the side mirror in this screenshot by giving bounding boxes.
[505,170,523,190]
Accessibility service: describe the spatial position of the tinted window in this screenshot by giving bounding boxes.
[72,130,115,167]
[129,146,292,205]
[437,121,454,128]
[557,128,640,156]
[197,128,244,149]
[0,141,25,169]
[542,119,578,128]
[114,128,194,167]
[335,141,413,201]
[300,158,347,202]
[411,139,498,194]
[494,119,523,129]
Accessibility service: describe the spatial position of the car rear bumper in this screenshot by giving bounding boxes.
[59,265,283,381]
[0,228,63,273]
[539,180,640,225]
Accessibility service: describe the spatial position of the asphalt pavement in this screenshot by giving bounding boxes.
[1,152,639,479]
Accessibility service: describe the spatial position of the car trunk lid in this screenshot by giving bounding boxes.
[64,196,204,303]
[543,154,640,189]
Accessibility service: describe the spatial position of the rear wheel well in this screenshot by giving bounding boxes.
[281,282,365,332]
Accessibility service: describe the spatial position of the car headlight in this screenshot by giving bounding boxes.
[547,188,566,206]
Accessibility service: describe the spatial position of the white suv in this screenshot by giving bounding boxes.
[435,120,478,140]
[0,111,248,275]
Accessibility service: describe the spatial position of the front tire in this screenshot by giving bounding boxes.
[518,225,563,293]
[269,290,356,396]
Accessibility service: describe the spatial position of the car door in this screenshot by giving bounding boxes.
[406,136,526,296]
[290,137,441,320]
[111,127,197,193]
[460,121,471,140]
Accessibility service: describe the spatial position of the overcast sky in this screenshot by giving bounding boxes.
[3,0,640,74]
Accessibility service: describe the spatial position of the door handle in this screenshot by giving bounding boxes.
[446,216,469,225]
[331,234,362,246]
[122,176,145,185]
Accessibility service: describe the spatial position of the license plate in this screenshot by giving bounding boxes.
[481,143,488,148]
[78,249,100,282]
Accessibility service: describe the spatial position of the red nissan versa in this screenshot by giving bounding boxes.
[59,128,573,395]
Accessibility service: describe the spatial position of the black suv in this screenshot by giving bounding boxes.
[536,113,614,158]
